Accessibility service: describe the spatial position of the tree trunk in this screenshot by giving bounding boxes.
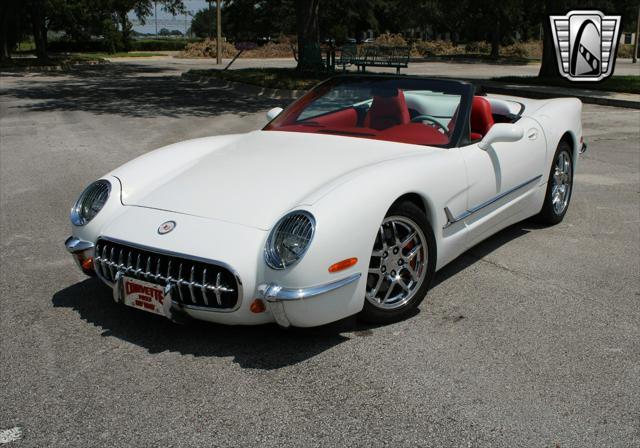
[538,0,561,77]
[296,0,321,71]
[0,2,10,61]
[490,18,500,58]
[119,11,131,52]
[30,3,47,60]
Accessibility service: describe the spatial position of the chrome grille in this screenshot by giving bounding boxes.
[94,239,240,310]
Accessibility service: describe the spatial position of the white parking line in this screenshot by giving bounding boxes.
[0,427,22,444]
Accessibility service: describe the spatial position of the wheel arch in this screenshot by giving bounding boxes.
[391,192,438,237]
[559,131,578,163]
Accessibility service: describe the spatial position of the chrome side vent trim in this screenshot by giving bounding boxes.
[443,174,542,229]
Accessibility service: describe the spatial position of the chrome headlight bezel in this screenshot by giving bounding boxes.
[70,180,111,226]
[264,211,316,270]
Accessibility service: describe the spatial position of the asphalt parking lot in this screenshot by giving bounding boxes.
[1,63,639,447]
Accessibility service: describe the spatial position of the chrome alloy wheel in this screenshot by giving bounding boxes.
[366,216,428,310]
[552,150,572,215]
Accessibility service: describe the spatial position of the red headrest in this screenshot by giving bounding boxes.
[364,89,411,131]
[470,96,494,139]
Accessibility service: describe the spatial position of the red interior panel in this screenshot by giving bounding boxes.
[301,108,359,128]
[364,89,411,130]
[470,96,494,138]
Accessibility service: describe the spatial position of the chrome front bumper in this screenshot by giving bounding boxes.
[65,236,94,254]
[257,273,361,327]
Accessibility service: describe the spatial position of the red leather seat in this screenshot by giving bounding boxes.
[470,96,494,141]
[364,89,411,131]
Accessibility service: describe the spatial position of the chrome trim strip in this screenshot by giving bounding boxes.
[258,272,362,302]
[65,236,95,254]
[95,236,243,314]
[443,175,542,229]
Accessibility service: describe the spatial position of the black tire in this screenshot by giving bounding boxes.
[533,140,574,225]
[359,200,436,324]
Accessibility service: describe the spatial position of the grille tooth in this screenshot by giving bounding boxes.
[101,245,110,281]
[109,247,116,280]
[201,268,209,305]
[188,265,196,304]
[93,239,239,310]
[177,262,185,302]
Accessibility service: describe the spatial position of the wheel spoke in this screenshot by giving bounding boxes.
[391,221,401,246]
[379,226,387,250]
[405,264,418,281]
[382,279,396,303]
[398,278,410,292]
[401,231,417,248]
[407,244,422,261]
[367,273,384,299]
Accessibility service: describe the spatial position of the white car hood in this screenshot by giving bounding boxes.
[115,131,429,230]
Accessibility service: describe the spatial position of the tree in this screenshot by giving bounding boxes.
[296,0,321,71]
[0,1,28,61]
[190,8,216,38]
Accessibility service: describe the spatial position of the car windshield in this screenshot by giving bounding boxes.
[264,76,471,147]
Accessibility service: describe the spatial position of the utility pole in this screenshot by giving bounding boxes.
[633,5,639,63]
[154,1,158,38]
[216,0,222,65]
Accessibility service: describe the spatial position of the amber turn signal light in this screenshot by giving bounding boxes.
[328,257,358,273]
[81,256,94,271]
[250,299,266,314]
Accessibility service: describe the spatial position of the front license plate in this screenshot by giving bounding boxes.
[123,276,167,317]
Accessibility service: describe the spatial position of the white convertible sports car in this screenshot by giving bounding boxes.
[65,75,586,328]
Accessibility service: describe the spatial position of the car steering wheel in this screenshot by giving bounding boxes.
[411,115,449,134]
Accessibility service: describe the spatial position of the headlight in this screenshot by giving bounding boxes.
[265,211,315,270]
[70,180,111,226]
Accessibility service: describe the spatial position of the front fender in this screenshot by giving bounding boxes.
[261,148,470,325]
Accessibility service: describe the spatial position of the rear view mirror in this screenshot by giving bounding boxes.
[266,107,283,122]
[478,124,524,150]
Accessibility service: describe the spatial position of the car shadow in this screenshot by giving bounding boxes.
[431,220,544,289]
[52,221,541,369]
[52,278,351,370]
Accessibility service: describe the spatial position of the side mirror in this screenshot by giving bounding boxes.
[478,123,524,150]
[266,107,283,122]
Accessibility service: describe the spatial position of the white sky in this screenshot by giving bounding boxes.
[129,0,211,34]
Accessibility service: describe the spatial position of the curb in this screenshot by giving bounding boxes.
[182,71,640,109]
[181,72,304,100]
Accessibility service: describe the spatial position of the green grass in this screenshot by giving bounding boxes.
[0,54,107,69]
[188,68,330,91]
[77,52,167,58]
[492,75,640,94]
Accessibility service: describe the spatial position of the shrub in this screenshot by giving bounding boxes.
[48,40,110,53]
[246,41,294,58]
[414,40,463,56]
[374,33,408,46]
[618,44,636,58]
[465,41,490,54]
[130,39,196,51]
[180,38,238,58]
[501,41,541,59]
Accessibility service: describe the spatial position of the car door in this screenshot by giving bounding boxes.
[458,116,547,246]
